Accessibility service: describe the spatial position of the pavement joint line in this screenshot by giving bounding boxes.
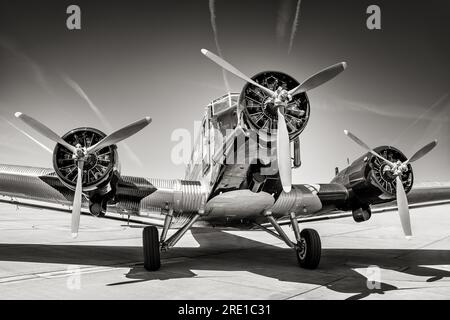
[0,260,142,284]
[320,226,379,237]
[0,237,144,249]
[283,275,349,300]
[394,234,450,259]
[203,276,294,294]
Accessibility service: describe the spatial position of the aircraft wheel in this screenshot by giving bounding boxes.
[296,228,321,269]
[143,226,161,271]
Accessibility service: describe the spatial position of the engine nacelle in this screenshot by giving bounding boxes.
[52,127,120,215]
[332,146,414,210]
[240,71,310,142]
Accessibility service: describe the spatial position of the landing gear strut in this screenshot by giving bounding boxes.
[259,211,321,269]
[142,212,201,271]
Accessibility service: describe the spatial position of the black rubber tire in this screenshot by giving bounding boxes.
[143,226,161,271]
[296,228,321,269]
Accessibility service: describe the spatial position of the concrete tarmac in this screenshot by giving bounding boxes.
[0,202,449,299]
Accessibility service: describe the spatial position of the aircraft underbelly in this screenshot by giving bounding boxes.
[204,190,274,219]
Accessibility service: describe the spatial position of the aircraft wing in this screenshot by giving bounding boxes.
[0,164,149,215]
[276,182,450,226]
[0,164,203,228]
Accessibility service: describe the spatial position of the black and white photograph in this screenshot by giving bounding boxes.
[0,0,449,305]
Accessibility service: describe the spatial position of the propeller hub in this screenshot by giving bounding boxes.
[381,164,397,182]
[389,160,407,177]
[262,98,279,118]
[273,87,292,106]
[379,157,409,182]
[262,87,291,119]
[73,144,89,162]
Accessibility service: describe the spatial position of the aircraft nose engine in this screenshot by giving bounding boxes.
[239,71,310,142]
[201,48,346,193]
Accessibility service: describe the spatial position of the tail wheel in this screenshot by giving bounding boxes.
[143,226,161,271]
[296,228,321,269]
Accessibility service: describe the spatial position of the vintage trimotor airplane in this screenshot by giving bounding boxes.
[1,49,449,271]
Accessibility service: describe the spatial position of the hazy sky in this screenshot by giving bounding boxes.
[0,0,449,184]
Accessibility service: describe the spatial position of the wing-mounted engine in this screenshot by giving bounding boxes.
[14,112,151,237]
[53,127,118,192]
[332,146,413,206]
[336,129,437,238]
[369,147,413,197]
[53,127,120,216]
[240,71,310,142]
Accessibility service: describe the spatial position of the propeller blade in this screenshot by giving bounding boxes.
[408,140,438,163]
[201,49,275,97]
[277,109,292,193]
[289,62,347,96]
[87,117,152,154]
[344,130,395,166]
[396,175,412,238]
[15,112,76,153]
[71,160,84,238]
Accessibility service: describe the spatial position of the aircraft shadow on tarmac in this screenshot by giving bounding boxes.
[1,228,450,299]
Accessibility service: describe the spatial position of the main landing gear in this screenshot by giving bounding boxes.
[142,210,201,271]
[143,226,160,271]
[142,210,321,271]
[257,211,321,269]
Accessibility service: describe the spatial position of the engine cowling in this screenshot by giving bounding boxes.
[332,146,414,210]
[240,71,310,142]
[52,127,120,215]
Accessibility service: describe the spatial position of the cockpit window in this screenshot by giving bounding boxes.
[209,93,239,117]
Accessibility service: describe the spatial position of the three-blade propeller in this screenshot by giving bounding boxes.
[201,49,346,193]
[15,112,152,238]
[344,130,437,238]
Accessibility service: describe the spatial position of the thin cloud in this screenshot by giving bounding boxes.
[330,97,450,121]
[288,0,302,54]
[0,116,52,154]
[276,0,292,42]
[62,75,145,168]
[0,39,53,95]
[392,93,449,145]
[208,0,230,93]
